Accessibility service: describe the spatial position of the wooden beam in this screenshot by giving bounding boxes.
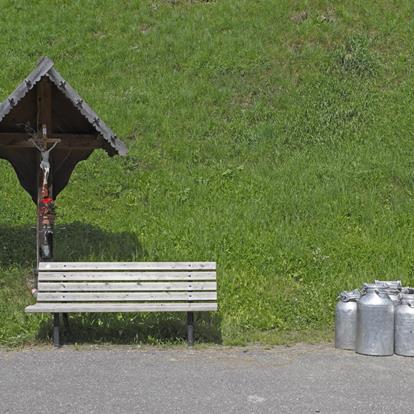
[37,78,53,135]
[0,133,30,145]
[0,133,102,149]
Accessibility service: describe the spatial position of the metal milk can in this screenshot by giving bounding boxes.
[356,284,394,356]
[395,293,414,357]
[335,290,360,350]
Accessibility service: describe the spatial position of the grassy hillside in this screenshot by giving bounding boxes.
[0,0,414,346]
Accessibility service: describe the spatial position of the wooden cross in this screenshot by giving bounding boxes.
[35,79,56,265]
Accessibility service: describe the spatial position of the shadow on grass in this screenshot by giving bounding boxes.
[0,221,222,344]
[0,221,144,267]
[36,312,222,345]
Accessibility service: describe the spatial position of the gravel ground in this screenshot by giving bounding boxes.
[0,343,412,414]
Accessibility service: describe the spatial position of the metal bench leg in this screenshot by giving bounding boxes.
[187,312,194,346]
[63,313,71,338]
[53,313,61,348]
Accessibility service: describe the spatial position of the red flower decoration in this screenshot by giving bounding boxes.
[41,197,54,204]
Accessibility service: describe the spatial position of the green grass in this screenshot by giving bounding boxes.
[1,0,414,346]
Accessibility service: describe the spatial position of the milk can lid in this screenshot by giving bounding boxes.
[362,284,393,301]
[374,280,402,290]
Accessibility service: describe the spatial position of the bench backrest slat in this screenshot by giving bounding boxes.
[37,291,217,302]
[38,282,217,292]
[38,271,216,281]
[39,262,216,271]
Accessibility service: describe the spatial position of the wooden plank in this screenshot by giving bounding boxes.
[37,78,52,133]
[39,262,216,271]
[37,291,217,302]
[0,133,101,149]
[38,282,217,292]
[38,271,216,282]
[0,133,36,145]
[25,302,218,313]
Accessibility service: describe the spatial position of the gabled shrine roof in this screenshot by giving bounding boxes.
[0,56,127,156]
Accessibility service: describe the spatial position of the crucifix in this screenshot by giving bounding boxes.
[33,79,60,265]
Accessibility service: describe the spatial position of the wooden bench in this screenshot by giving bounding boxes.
[25,261,217,347]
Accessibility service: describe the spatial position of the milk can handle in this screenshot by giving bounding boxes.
[363,284,380,294]
[338,290,360,301]
[377,289,389,297]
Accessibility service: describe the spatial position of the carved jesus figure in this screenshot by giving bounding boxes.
[30,140,59,187]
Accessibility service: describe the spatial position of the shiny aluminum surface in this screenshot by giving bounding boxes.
[395,294,414,356]
[356,286,394,356]
[335,290,360,350]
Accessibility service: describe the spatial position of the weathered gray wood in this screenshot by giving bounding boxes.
[37,291,217,302]
[39,262,216,271]
[25,302,218,313]
[38,271,216,281]
[29,261,219,317]
[0,57,54,124]
[38,282,217,292]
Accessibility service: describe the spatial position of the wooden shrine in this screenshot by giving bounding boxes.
[0,57,127,265]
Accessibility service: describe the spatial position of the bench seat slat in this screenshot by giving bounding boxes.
[37,291,217,302]
[39,262,216,271]
[25,302,218,313]
[38,282,217,292]
[38,271,216,282]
